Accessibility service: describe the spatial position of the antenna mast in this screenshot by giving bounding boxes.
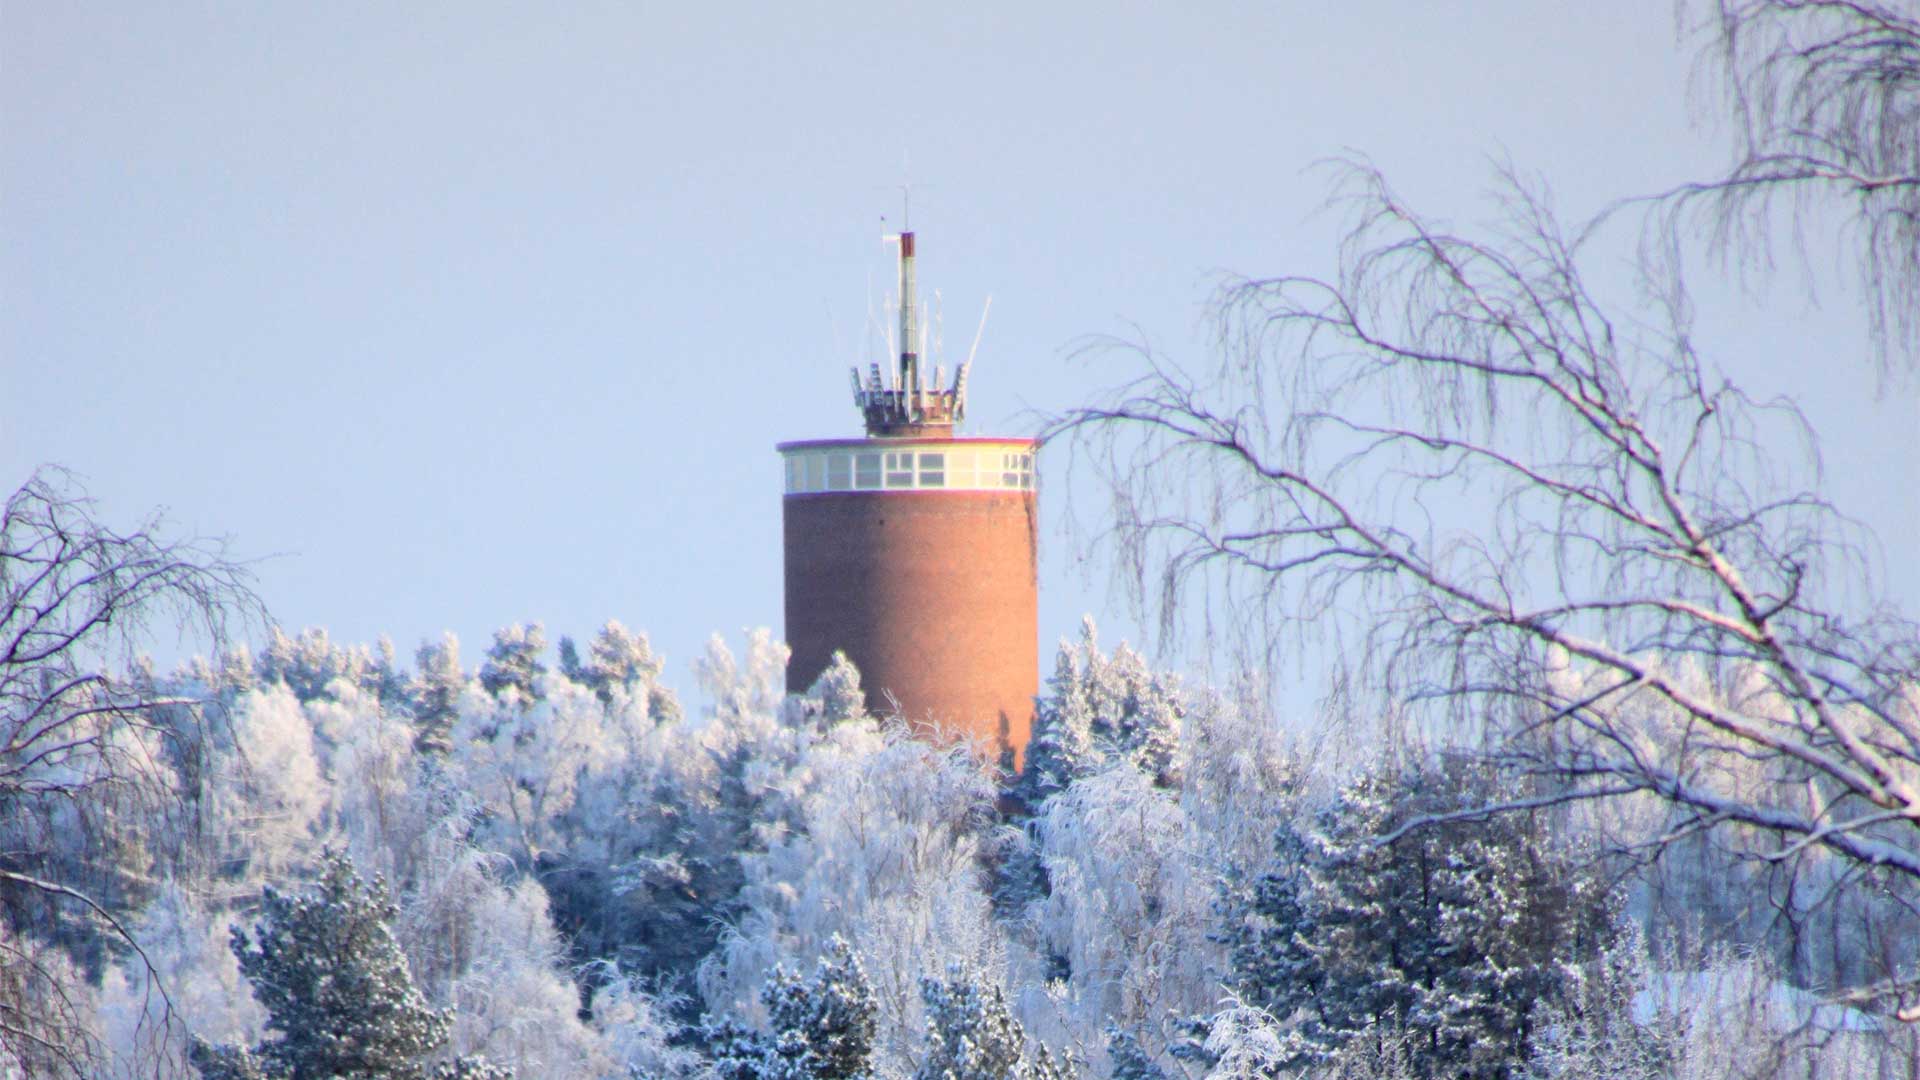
[851,227,968,437]
[899,231,919,402]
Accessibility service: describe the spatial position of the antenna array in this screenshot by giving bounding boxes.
[849,231,980,437]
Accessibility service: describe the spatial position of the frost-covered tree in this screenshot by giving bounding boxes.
[314,681,430,873]
[0,467,257,1075]
[409,634,466,756]
[1024,764,1219,1048]
[697,629,791,726]
[589,969,705,1080]
[206,685,328,882]
[92,884,263,1080]
[913,964,1074,1080]
[802,651,869,729]
[558,620,681,723]
[1185,1003,1286,1080]
[452,668,626,869]
[494,635,770,988]
[1524,916,1669,1080]
[702,725,1000,1071]
[1217,761,1627,1079]
[1009,687,1306,1074]
[257,627,402,706]
[393,822,607,1077]
[190,850,508,1080]
[707,936,879,1080]
[1021,620,1184,804]
[1176,696,1305,898]
[1021,646,1097,804]
[477,624,546,705]
[1105,1028,1168,1080]
[1216,823,1319,1027]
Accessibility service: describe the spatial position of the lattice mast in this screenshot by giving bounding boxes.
[851,231,970,437]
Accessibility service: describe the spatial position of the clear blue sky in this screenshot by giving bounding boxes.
[6,2,1912,703]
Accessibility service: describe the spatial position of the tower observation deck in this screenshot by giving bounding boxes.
[779,231,1039,768]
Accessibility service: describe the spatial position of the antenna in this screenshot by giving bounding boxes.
[932,287,945,372]
[965,295,993,373]
[865,270,885,382]
[854,222,965,435]
[883,286,898,383]
[897,231,919,403]
[887,176,928,231]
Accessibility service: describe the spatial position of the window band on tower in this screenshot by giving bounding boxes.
[782,443,1034,495]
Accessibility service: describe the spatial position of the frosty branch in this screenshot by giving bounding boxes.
[1664,0,1920,374]
[0,466,260,1074]
[1051,163,1920,1009]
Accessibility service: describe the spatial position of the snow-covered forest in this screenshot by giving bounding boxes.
[8,1,1920,1076]
[4,541,1917,1079]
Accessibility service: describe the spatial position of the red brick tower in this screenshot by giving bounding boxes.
[779,232,1038,767]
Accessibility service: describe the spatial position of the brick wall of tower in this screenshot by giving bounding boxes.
[783,487,1038,768]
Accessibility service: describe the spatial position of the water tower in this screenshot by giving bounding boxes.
[778,232,1038,767]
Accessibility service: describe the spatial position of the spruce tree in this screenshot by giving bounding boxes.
[914,964,1074,1080]
[1221,762,1629,1079]
[1089,641,1181,786]
[1104,1028,1168,1080]
[560,620,679,720]
[1019,619,1185,805]
[1218,823,1321,1024]
[1018,643,1097,804]
[761,937,878,1080]
[409,634,464,756]
[190,850,508,1080]
[805,651,870,728]
[704,935,878,1080]
[477,623,546,703]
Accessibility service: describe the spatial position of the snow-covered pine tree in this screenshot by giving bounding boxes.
[477,623,546,704]
[1217,823,1321,1027]
[760,936,878,1080]
[410,634,465,755]
[189,850,509,1080]
[1220,760,1626,1079]
[1104,1028,1168,1080]
[252,627,406,706]
[1090,640,1181,787]
[1019,642,1098,804]
[804,651,869,729]
[913,964,1075,1080]
[704,935,878,1080]
[559,620,681,722]
[1424,803,1570,1076]
[370,636,407,704]
[1019,619,1184,805]
[1028,1047,1076,1080]
[257,628,347,703]
[556,636,586,687]
[1525,912,1670,1080]
[705,1019,775,1080]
